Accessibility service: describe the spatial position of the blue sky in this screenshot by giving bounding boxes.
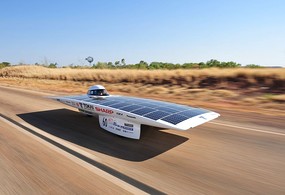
[1,0,284,66]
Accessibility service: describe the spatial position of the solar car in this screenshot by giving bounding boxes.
[51,85,220,139]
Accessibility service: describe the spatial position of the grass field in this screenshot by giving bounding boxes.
[1,65,284,114]
[1,65,285,88]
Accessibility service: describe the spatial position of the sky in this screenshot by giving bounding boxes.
[1,0,285,66]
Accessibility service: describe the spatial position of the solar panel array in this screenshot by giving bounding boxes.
[67,95,209,125]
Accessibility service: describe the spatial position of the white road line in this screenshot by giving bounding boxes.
[0,116,147,194]
[209,121,285,137]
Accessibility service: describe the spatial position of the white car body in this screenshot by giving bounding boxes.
[51,85,220,139]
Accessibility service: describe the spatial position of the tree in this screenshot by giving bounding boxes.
[48,63,57,68]
[2,62,10,66]
[198,62,206,68]
[114,61,120,66]
[206,59,220,67]
[182,63,199,69]
[149,62,161,69]
[0,61,11,69]
[136,60,148,69]
[93,62,108,69]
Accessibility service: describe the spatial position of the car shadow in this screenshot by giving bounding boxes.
[18,109,188,162]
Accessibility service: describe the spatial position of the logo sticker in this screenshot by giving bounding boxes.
[95,107,114,114]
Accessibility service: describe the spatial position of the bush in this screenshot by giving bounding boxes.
[0,62,11,69]
[245,64,262,68]
[48,63,57,68]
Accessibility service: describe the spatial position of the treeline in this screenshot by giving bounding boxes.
[1,60,263,69]
[65,59,262,69]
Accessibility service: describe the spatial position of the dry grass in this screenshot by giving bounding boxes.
[1,65,285,88]
[1,65,285,114]
[266,94,285,103]
[1,77,285,115]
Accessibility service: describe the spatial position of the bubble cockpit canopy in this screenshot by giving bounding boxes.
[87,85,109,96]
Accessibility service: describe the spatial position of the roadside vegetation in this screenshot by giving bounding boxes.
[0,65,284,91]
[87,59,245,69]
[1,59,265,70]
[0,63,284,114]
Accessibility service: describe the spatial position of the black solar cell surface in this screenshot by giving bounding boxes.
[120,105,142,112]
[161,114,189,125]
[66,95,210,125]
[137,103,160,108]
[166,104,189,111]
[82,98,97,102]
[179,109,208,117]
[131,107,156,115]
[99,101,121,106]
[156,107,179,113]
[108,102,130,109]
[144,111,171,120]
[71,96,89,100]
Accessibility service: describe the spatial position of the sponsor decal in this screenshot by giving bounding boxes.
[113,122,134,131]
[199,116,207,120]
[126,115,136,119]
[95,107,114,114]
[99,115,141,139]
[116,112,123,116]
[79,103,94,111]
[124,123,133,127]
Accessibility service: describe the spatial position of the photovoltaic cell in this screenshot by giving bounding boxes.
[125,99,145,104]
[110,98,126,102]
[100,101,121,106]
[82,97,94,101]
[108,102,130,109]
[131,107,156,115]
[166,104,190,111]
[91,100,109,105]
[149,102,170,107]
[84,99,105,104]
[156,107,179,113]
[113,97,141,104]
[70,95,89,100]
[82,98,96,102]
[137,103,160,108]
[161,114,189,125]
[120,105,142,112]
[144,111,170,120]
[179,109,209,118]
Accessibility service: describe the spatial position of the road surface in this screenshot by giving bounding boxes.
[0,85,284,194]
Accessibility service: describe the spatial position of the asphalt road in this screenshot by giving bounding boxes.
[0,85,284,194]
